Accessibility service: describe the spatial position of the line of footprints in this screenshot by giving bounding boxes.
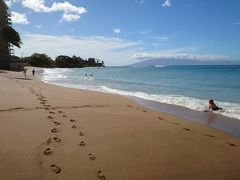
[127,104,238,148]
[22,83,238,179]
[37,95,106,180]
[157,116,238,148]
[19,84,106,179]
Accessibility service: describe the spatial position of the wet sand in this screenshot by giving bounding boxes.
[0,70,240,180]
[135,98,240,137]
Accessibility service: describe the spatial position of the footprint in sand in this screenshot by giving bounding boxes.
[89,154,96,161]
[142,110,147,112]
[43,105,51,107]
[205,134,215,138]
[50,165,62,174]
[51,128,59,133]
[171,122,180,125]
[40,101,46,104]
[49,111,55,114]
[72,125,77,129]
[70,119,76,122]
[79,132,84,136]
[225,142,238,147]
[58,111,63,113]
[46,138,52,145]
[43,148,52,155]
[183,128,190,131]
[53,121,61,125]
[53,137,61,143]
[63,115,67,118]
[98,171,106,180]
[158,116,166,121]
[45,108,50,110]
[47,116,55,120]
[79,141,85,147]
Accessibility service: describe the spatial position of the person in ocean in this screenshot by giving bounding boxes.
[32,69,35,76]
[204,99,222,112]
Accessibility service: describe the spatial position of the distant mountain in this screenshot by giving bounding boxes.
[131,59,240,67]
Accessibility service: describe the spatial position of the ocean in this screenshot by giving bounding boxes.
[41,65,240,121]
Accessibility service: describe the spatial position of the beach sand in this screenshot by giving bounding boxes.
[0,70,240,180]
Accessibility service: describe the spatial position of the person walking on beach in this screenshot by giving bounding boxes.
[204,99,222,112]
[23,68,27,77]
[32,69,35,76]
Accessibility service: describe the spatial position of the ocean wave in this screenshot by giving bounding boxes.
[99,86,240,119]
[42,68,73,74]
[154,65,165,68]
[40,76,240,120]
[41,68,72,81]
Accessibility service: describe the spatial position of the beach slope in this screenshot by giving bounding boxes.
[0,71,240,180]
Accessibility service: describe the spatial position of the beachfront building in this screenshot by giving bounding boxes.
[0,0,11,69]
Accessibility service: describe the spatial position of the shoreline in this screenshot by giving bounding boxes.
[134,97,240,138]
[39,68,240,137]
[1,70,240,180]
[39,66,240,121]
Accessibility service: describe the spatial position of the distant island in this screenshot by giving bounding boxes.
[131,58,240,67]
[12,53,105,68]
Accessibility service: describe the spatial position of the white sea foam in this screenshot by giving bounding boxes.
[154,65,165,68]
[42,82,240,121]
[42,68,72,81]
[41,68,240,120]
[101,86,240,120]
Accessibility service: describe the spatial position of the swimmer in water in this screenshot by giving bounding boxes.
[204,99,222,112]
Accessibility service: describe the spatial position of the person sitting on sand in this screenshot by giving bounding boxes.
[204,99,222,112]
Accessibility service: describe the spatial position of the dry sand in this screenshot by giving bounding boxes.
[0,70,240,180]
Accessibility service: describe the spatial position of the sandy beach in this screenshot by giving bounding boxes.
[0,70,240,180]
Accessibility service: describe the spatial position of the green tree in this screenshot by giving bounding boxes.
[72,56,84,68]
[55,55,73,68]
[0,26,22,48]
[29,53,53,67]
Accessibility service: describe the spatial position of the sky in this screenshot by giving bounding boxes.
[4,0,240,66]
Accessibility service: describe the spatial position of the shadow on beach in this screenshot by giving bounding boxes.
[14,77,32,80]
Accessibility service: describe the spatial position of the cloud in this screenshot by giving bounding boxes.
[132,52,228,61]
[14,33,141,66]
[22,0,50,12]
[233,22,240,25]
[21,0,87,22]
[13,33,231,65]
[51,1,87,14]
[113,28,121,34]
[62,13,80,22]
[5,0,17,7]
[162,0,171,7]
[11,11,29,24]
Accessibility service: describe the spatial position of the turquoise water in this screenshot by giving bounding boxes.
[42,65,240,120]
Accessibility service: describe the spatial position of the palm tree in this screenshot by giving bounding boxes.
[0,26,22,48]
